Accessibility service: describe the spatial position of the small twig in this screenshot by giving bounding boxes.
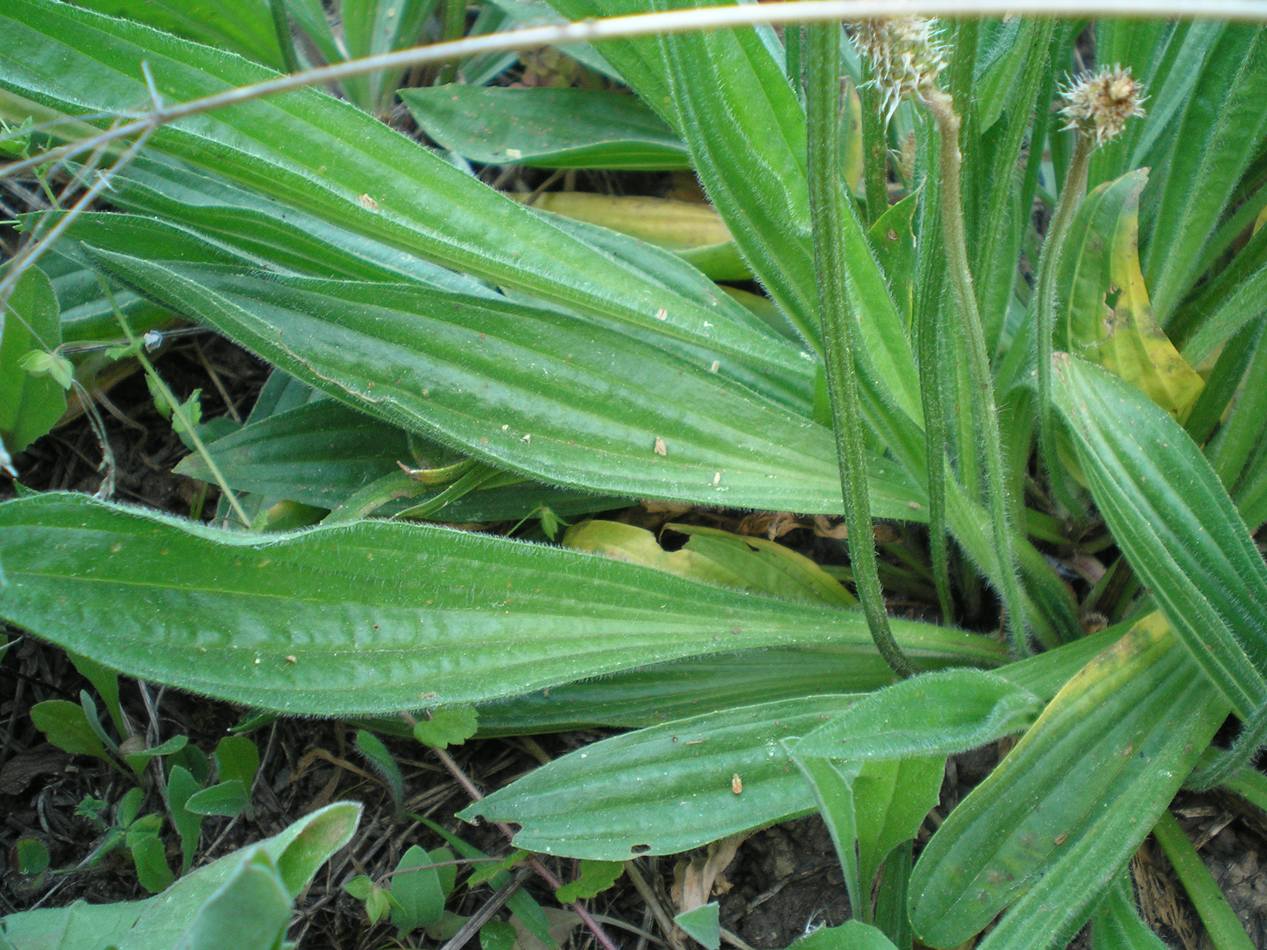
[438,868,531,950]
[0,126,152,314]
[625,860,687,950]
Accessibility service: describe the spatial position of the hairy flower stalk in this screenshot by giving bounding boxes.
[857,17,1029,653]
[806,22,915,679]
[1035,66,1146,514]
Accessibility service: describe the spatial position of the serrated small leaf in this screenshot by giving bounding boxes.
[29,700,110,763]
[413,707,479,750]
[128,817,175,895]
[480,919,518,950]
[214,735,259,793]
[554,860,624,904]
[342,874,374,902]
[365,885,391,926]
[167,765,204,872]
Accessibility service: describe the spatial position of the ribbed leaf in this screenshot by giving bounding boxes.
[41,243,171,344]
[909,614,1227,948]
[564,520,856,606]
[0,493,994,716]
[651,0,818,347]
[1090,873,1167,949]
[84,240,926,518]
[463,695,861,859]
[178,400,626,522]
[1050,354,1267,717]
[66,0,288,68]
[0,0,783,373]
[402,86,689,170]
[474,627,1118,735]
[462,632,1120,856]
[473,649,948,735]
[794,670,1042,761]
[523,193,749,283]
[1144,25,1267,324]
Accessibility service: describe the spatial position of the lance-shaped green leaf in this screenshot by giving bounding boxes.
[464,695,858,859]
[0,802,359,949]
[651,0,818,347]
[1050,354,1267,717]
[794,670,1043,761]
[85,245,923,519]
[402,86,689,171]
[1144,25,1267,324]
[0,493,997,716]
[474,623,1120,736]
[177,400,628,523]
[909,614,1227,948]
[461,632,1119,856]
[0,0,783,374]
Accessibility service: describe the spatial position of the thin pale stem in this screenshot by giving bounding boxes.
[1034,132,1093,516]
[807,21,915,679]
[923,87,1029,654]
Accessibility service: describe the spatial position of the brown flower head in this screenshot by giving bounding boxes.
[852,17,946,122]
[1059,65,1146,146]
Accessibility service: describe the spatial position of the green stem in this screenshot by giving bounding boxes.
[808,22,914,679]
[859,68,890,223]
[268,0,301,73]
[913,122,955,624]
[436,0,468,84]
[1034,131,1093,517]
[1153,811,1256,950]
[785,24,805,99]
[922,87,1028,654]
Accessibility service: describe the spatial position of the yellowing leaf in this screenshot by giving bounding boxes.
[1063,171,1203,420]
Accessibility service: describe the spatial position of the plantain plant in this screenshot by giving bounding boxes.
[2,0,1267,945]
